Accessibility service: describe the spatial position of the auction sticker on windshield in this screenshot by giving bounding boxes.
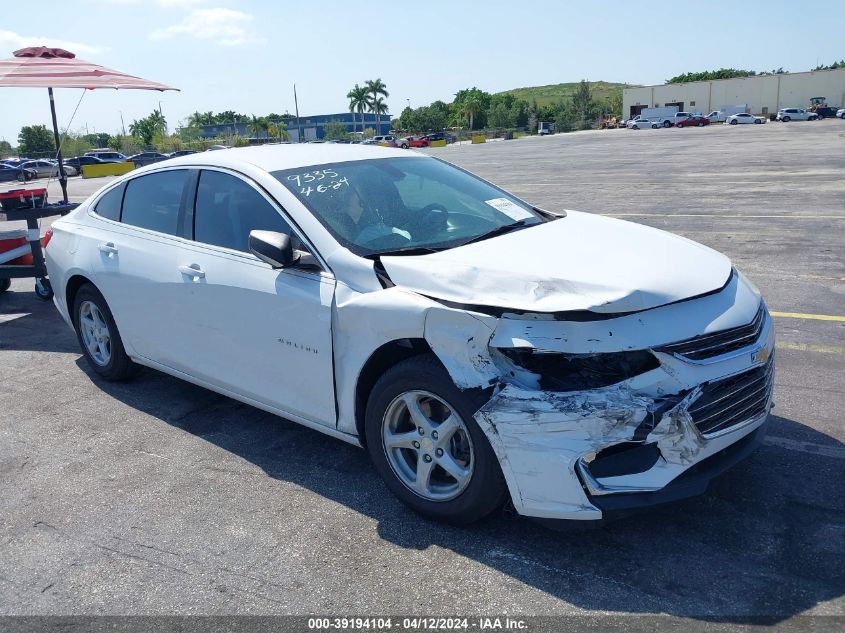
[485,197,534,221]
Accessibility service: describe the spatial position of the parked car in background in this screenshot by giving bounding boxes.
[726,113,766,125]
[45,144,774,525]
[837,108,845,119]
[125,152,169,167]
[64,155,109,172]
[810,106,839,119]
[167,150,198,158]
[84,149,127,162]
[776,108,818,122]
[675,114,711,128]
[20,160,78,178]
[424,132,456,144]
[0,163,36,182]
[372,135,399,147]
[400,135,430,149]
[707,105,748,123]
[207,145,231,151]
[628,117,660,130]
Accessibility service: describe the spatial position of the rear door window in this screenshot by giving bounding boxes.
[121,170,190,235]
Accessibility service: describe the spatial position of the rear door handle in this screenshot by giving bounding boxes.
[98,242,118,255]
[178,264,206,279]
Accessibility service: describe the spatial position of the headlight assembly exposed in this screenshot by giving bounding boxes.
[496,348,660,392]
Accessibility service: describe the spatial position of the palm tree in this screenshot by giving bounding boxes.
[370,96,389,135]
[460,95,482,131]
[248,115,270,138]
[365,78,389,134]
[347,84,371,136]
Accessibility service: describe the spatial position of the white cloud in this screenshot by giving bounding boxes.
[149,8,263,46]
[0,30,108,56]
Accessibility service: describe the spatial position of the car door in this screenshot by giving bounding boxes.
[166,167,337,427]
[88,168,194,362]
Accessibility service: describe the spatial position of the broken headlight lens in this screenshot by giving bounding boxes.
[497,349,660,392]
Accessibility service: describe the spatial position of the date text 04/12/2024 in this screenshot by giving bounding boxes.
[307,617,529,630]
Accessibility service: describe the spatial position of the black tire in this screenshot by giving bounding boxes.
[0,278,11,293]
[663,120,671,128]
[782,116,790,122]
[730,119,738,125]
[754,119,762,124]
[34,277,53,301]
[697,122,704,127]
[365,354,507,524]
[72,283,136,381]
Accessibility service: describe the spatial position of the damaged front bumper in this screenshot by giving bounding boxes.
[472,304,775,521]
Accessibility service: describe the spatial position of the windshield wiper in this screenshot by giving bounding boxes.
[366,246,445,258]
[459,219,534,246]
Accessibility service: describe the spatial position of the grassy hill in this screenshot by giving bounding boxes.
[496,81,635,107]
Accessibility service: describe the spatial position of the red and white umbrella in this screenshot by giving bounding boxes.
[0,46,178,201]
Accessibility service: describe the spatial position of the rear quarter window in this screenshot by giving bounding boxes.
[93,184,125,221]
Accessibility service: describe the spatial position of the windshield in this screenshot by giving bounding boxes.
[272,157,544,256]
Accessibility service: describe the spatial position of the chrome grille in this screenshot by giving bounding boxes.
[657,305,766,361]
[689,356,774,437]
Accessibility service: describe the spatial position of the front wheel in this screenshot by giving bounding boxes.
[782,116,790,122]
[72,283,136,380]
[365,355,507,524]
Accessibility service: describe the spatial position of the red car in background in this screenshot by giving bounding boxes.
[400,135,430,148]
[675,115,710,128]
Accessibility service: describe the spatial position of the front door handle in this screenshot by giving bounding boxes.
[98,242,118,255]
[178,264,206,280]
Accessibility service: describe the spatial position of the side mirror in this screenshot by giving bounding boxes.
[249,230,297,268]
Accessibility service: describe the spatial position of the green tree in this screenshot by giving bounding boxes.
[18,125,55,156]
[248,115,271,138]
[365,78,389,134]
[370,96,389,134]
[323,120,350,141]
[129,110,167,146]
[347,84,372,135]
[667,68,757,84]
[0,140,13,157]
[487,102,513,128]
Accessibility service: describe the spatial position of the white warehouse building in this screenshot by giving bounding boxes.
[623,68,845,118]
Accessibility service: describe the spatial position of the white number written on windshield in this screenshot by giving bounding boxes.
[286,169,339,187]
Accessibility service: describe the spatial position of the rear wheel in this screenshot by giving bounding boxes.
[72,283,136,380]
[663,120,671,128]
[365,355,507,524]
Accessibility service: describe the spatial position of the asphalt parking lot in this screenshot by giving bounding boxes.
[1,121,844,626]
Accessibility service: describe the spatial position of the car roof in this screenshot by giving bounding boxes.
[159,143,420,172]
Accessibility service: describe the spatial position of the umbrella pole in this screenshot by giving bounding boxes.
[47,87,69,203]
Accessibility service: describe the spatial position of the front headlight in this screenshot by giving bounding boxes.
[496,349,660,392]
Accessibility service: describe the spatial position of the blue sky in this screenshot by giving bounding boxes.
[1,0,843,143]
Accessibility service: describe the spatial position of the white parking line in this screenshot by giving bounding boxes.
[763,435,845,460]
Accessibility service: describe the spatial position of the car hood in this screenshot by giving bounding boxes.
[380,210,732,314]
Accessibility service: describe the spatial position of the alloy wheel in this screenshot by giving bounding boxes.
[79,300,112,366]
[382,390,475,501]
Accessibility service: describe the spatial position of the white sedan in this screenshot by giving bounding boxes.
[45,145,774,525]
[628,117,661,129]
[725,113,766,125]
